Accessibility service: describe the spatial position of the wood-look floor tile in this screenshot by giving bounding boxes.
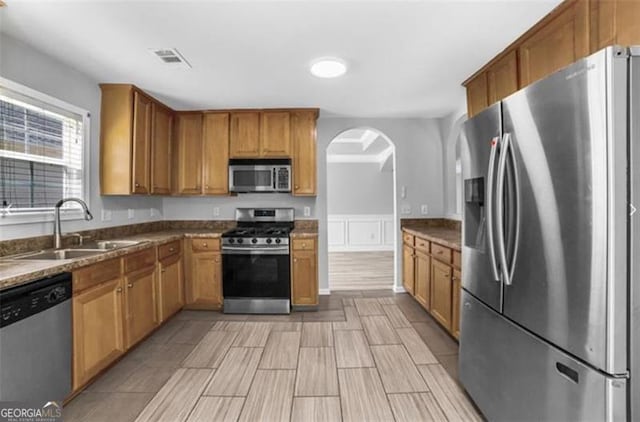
[246,313,302,322]
[301,322,334,347]
[411,322,458,355]
[377,297,396,305]
[85,358,140,392]
[259,331,301,369]
[134,368,213,422]
[182,331,237,368]
[295,348,339,396]
[127,343,196,368]
[361,316,401,345]
[303,309,345,322]
[337,368,394,422]
[167,320,214,344]
[393,296,431,322]
[147,319,186,343]
[238,370,295,422]
[64,392,153,422]
[211,321,245,331]
[118,365,177,393]
[382,304,412,328]
[418,364,482,421]
[232,322,272,347]
[388,392,447,422]
[185,397,244,422]
[291,397,342,422]
[342,298,355,307]
[271,321,302,331]
[396,327,438,365]
[354,298,385,316]
[334,330,374,368]
[175,311,221,321]
[204,347,263,396]
[332,306,362,331]
[370,345,428,393]
[437,353,459,382]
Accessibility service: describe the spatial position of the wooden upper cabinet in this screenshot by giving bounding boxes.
[229,112,261,157]
[519,0,589,86]
[174,113,203,195]
[591,0,640,51]
[151,103,173,195]
[291,110,318,196]
[132,92,152,194]
[261,111,291,157]
[487,51,519,105]
[465,73,489,118]
[202,113,230,195]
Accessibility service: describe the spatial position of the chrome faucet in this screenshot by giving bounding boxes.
[54,198,93,249]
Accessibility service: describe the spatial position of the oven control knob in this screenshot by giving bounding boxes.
[229,238,235,244]
[252,238,258,244]
[266,238,272,244]
[237,238,243,244]
[275,238,282,244]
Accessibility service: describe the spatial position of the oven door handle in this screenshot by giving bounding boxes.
[222,247,290,256]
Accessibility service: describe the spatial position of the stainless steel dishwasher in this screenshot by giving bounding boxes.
[0,273,72,402]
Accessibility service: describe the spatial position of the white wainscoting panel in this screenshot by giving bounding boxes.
[328,214,394,252]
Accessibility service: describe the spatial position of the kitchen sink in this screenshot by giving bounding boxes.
[14,249,104,260]
[84,240,143,250]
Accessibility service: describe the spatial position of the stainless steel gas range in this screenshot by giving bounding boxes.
[222,208,294,314]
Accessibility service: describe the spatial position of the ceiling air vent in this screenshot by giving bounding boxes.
[149,48,191,69]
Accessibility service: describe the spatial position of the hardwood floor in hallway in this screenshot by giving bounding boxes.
[329,252,394,290]
[64,290,479,422]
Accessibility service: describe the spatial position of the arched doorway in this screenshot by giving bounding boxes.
[325,127,398,291]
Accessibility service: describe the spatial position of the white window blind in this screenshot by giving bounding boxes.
[0,83,86,213]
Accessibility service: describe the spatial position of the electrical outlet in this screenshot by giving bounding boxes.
[128,209,135,219]
[303,206,311,217]
[421,205,429,215]
[150,208,157,217]
[401,186,407,199]
[101,209,112,222]
[401,204,411,215]
[213,207,220,217]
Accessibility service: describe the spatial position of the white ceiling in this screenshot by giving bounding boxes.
[0,0,562,118]
[327,128,393,169]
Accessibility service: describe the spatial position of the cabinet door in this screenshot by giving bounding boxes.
[414,250,431,310]
[292,250,318,305]
[72,278,124,389]
[430,259,452,331]
[151,103,173,195]
[132,91,152,193]
[229,112,260,158]
[487,50,519,105]
[402,244,415,295]
[190,252,223,308]
[465,73,489,118]
[175,113,203,195]
[124,266,157,349]
[519,0,589,86]
[158,256,184,321]
[591,0,640,52]
[202,113,230,195]
[451,269,461,340]
[291,110,317,196]
[260,111,291,157]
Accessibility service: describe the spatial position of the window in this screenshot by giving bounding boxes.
[0,77,89,218]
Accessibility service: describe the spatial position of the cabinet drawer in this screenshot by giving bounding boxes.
[73,258,121,292]
[403,233,414,246]
[158,240,181,260]
[431,243,452,264]
[192,238,220,252]
[124,248,156,274]
[415,237,430,252]
[453,250,461,269]
[292,238,315,251]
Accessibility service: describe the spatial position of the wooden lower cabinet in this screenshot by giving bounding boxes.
[414,249,431,310]
[72,277,125,389]
[402,244,415,295]
[451,269,461,340]
[291,238,318,306]
[124,266,157,349]
[157,254,184,322]
[430,259,453,331]
[189,252,223,309]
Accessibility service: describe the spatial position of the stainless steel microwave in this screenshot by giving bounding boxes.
[228,159,291,193]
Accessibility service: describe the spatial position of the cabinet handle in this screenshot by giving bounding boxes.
[128,283,133,288]
[302,243,306,248]
[161,269,166,273]
[295,185,299,190]
[215,258,220,263]
[203,243,208,247]
[294,258,298,262]
[205,185,210,189]
[135,182,140,187]
[116,287,123,293]
[169,247,175,252]
[436,250,443,255]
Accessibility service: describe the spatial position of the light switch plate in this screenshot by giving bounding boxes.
[128,209,135,219]
[303,206,311,217]
[101,209,112,222]
[421,205,429,215]
[213,207,220,217]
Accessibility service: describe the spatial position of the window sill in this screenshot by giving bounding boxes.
[0,209,88,226]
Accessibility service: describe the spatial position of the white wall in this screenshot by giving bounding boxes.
[317,118,444,292]
[0,33,163,240]
[438,103,467,219]
[327,162,393,214]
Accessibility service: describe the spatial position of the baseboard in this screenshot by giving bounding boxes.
[319,288,331,295]
[393,285,406,293]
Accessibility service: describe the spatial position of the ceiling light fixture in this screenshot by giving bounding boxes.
[310,57,347,78]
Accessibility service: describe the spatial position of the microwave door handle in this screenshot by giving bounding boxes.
[273,168,276,189]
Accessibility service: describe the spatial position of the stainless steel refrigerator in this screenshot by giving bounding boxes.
[459,45,639,421]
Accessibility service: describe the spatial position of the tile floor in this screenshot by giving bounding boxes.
[64,290,480,422]
[328,252,394,290]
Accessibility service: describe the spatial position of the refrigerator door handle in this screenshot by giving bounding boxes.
[486,136,501,282]
[508,140,521,280]
[496,133,511,285]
